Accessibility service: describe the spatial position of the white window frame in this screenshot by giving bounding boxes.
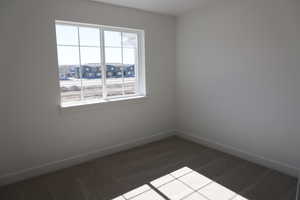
[55,20,146,108]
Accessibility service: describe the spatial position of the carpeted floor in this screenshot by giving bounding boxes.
[0,136,298,200]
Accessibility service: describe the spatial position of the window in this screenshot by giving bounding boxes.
[55,21,146,107]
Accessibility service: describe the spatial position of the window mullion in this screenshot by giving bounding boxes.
[135,38,139,95]
[100,28,107,99]
[137,31,144,96]
[77,26,84,101]
[121,32,125,96]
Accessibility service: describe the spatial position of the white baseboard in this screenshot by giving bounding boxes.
[0,130,175,186]
[175,130,300,178]
[1,129,298,188]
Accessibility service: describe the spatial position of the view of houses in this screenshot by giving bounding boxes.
[59,64,135,80]
[59,64,136,102]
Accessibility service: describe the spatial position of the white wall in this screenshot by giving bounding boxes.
[0,3,8,150]
[0,0,176,183]
[177,0,300,173]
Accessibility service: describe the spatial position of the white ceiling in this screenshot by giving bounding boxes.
[91,0,208,16]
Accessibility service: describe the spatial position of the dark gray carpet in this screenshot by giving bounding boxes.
[0,136,298,200]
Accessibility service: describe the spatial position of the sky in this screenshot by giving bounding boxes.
[56,24,137,66]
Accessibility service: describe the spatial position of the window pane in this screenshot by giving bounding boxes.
[56,24,78,45]
[79,27,100,46]
[80,47,101,65]
[81,65,102,100]
[123,33,137,48]
[57,46,80,66]
[104,31,121,47]
[105,47,122,64]
[124,65,136,95]
[59,65,82,103]
[123,48,135,65]
[106,65,123,97]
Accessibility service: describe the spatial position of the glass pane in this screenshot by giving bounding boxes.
[79,27,100,46]
[124,65,136,95]
[123,48,135,65]
[104,31,121,47]
[106,65,123,97]
[59,65,81,103]
[80,47,101,65]
[57,46,80,66]
[56,24,78,45]
[105,47,122,64]
[81,65,102,100]
[123,32,137,48]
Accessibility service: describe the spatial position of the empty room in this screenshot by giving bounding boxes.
[0,0,299,199]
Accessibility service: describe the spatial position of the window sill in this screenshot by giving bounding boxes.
[60,95,147,110]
